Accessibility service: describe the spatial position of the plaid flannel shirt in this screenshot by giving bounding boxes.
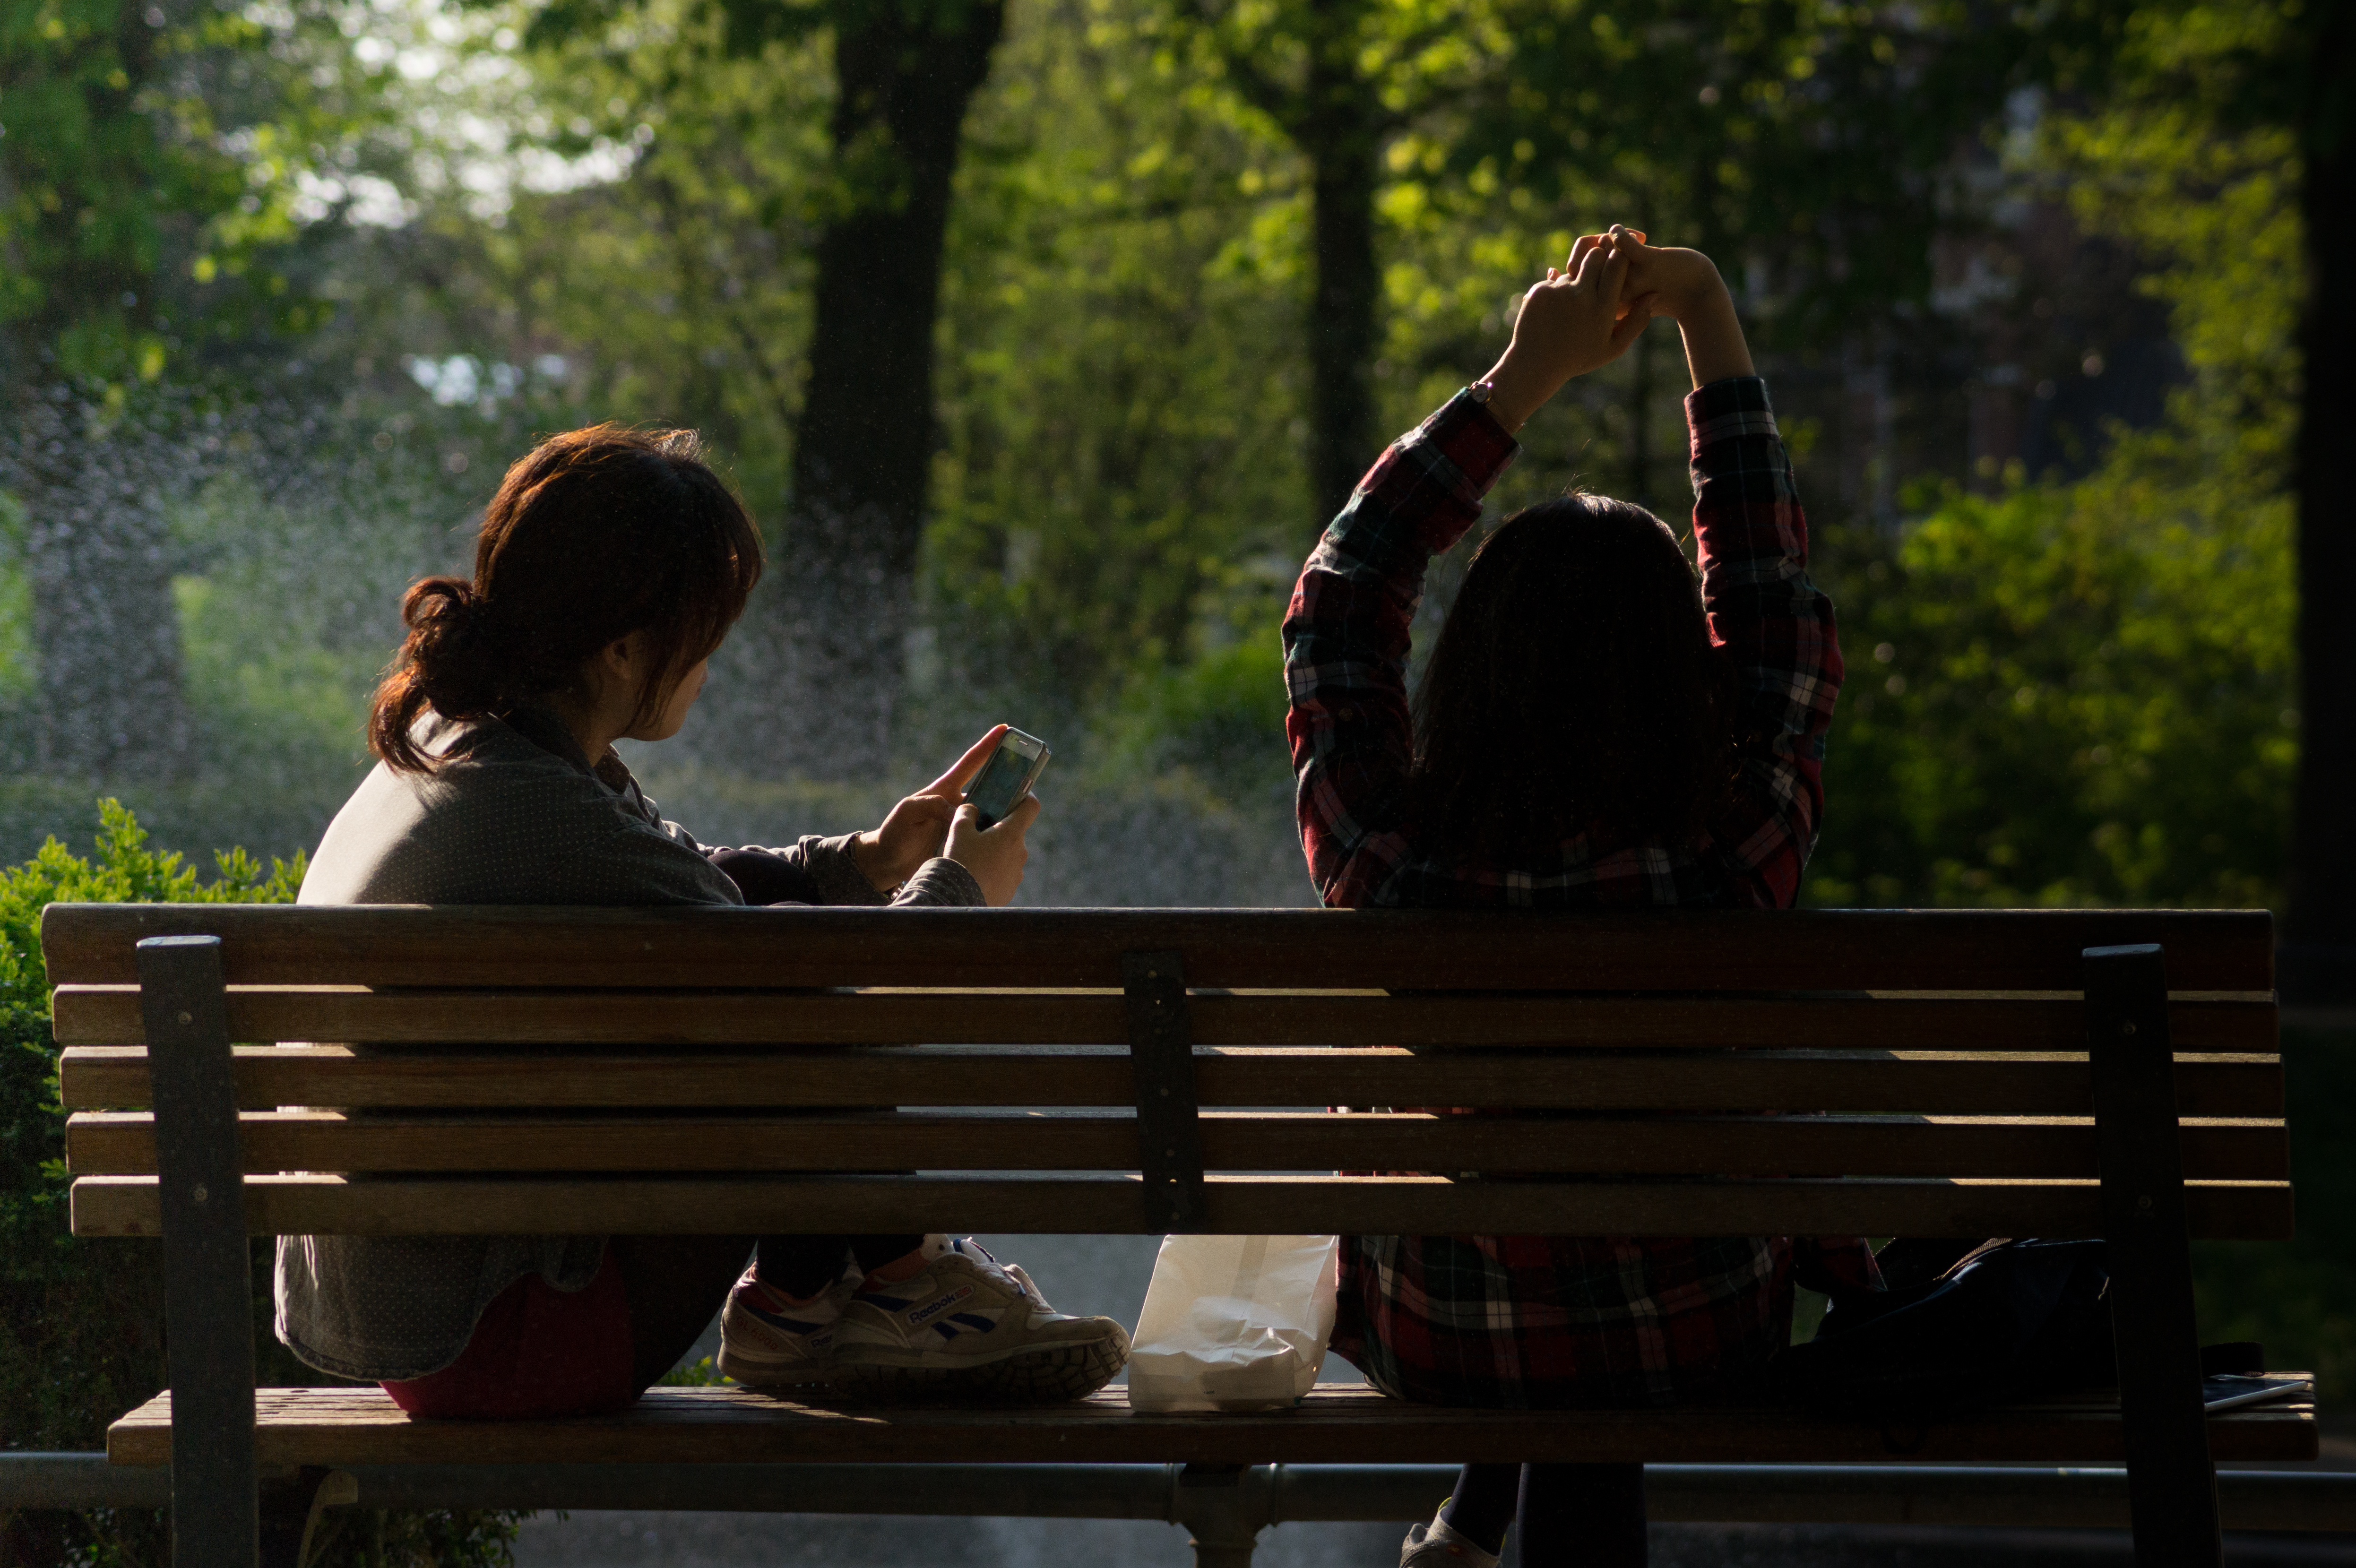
[1282,376,1877,1409]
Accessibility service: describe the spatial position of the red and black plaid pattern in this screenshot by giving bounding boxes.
[1284,376,1839,911]
[1283,376,1875,1408]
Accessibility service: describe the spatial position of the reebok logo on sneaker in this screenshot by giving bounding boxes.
[905,1284,975,1327]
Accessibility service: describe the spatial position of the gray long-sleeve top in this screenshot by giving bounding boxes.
[275,706,980,1381]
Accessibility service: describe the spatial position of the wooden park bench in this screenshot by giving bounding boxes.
[43,903,2311,1568]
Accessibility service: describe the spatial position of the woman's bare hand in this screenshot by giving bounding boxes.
[1480,229,1655,431]
[1607,242,1716,319]
[1591,229,1756,387]
[945,793,1040,906]
[854,725,1006,892]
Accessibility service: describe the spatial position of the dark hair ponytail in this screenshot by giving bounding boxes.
[1408,492,1736,854]
[391,577,502,726]
[370,424,763,773]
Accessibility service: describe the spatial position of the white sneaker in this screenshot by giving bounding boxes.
[1400,1508,1502,1568]
[831,1237,1131,1402]
[715,1265,849,1389]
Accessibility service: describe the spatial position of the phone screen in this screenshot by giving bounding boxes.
[965,729,1051,828]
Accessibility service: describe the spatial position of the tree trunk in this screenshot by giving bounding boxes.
[1304,93,1382,525]
[11,389,194,780]
[2283,2,2356,1003]
[765,0,1005,780]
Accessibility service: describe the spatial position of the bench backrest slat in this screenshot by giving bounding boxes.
[64,1171,2293,1242]
[40,905,2277,992]
[64,1106,2292,1181]
[50,985,2280,1051]
[57,1044,2287,1116]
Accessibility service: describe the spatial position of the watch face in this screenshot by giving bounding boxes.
[1468,380,1494,402]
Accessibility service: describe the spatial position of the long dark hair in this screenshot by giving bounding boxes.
[1408,492,1735,854]
[369,424,763,773]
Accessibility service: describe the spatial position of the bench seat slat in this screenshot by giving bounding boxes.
[54,1046,2285,1118]
[48,986,2279,1052]
[39,905,2277,991]
[66,1172,2297,1240]
[103,1384,2318,1469]
[64,1109,2292,1182]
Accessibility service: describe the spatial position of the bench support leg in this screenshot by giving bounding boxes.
[1172,1464,1264,1568]
[2086,943,2222,1568]
[140,935,258,1568]
[259,1467,354,1568]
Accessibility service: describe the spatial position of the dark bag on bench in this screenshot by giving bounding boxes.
[1778,1238,2116,1418]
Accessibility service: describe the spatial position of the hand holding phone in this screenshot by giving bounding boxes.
[947,726,1049,905]
[854,725,1042,892]
[962,727,1051,828]
[947,792,1039,906]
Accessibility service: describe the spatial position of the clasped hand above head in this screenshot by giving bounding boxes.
[851,724,1039,905]
[1478,224,1756,434]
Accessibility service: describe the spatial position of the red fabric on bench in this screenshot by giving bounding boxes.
[380,1247,634,1419]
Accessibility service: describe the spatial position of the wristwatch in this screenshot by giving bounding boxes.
[1467,379,1496,404]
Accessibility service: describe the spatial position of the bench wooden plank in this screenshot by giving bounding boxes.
[48,986,2279,1053]
[66,1172,2297,1240]
[40,905,2276,992]
[104,1384,2319,1468]
[63,1109,2292,1182]
[54,1045,2286,1118]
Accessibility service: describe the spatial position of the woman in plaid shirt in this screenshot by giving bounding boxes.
[1283,227,1879,1567]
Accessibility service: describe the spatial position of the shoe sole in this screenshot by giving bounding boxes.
[831,1336,1129,1404]
[715,1345,837,1391]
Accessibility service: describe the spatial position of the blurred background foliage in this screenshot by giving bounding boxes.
[1,0,2324,908]
[1809,0,2304,911]
[2,0,2350,1554]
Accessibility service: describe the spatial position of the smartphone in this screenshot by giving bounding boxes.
[964,727,1051,828]
[2201,1373,2312,1413]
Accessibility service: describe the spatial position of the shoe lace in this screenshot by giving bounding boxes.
[951,1238,1053,1312]
[1001,1261,1053,1312]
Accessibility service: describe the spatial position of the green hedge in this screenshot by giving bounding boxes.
[0,801,520,1567]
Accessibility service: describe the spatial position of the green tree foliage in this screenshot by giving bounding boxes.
[1155,0,1505,519]
[0,0,393,388]
[391,0,2317,905]
[2,0,401,780]
[390,0,1017,774]
[1807,0,2301,911]
[0,801,519,1567]
[1466,0,2122,335]
[360,0,832,509]
[1808,449,2294,908]
[925,0,1306,707]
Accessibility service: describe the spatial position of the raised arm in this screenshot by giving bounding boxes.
[1610,238,1838,905]
[1282,391,1515,904]
[1284,234,1649,905]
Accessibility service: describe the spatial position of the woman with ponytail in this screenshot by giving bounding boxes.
[280,424,1130,1420]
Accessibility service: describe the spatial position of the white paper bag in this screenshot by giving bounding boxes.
[1125,1233,1339,1413]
